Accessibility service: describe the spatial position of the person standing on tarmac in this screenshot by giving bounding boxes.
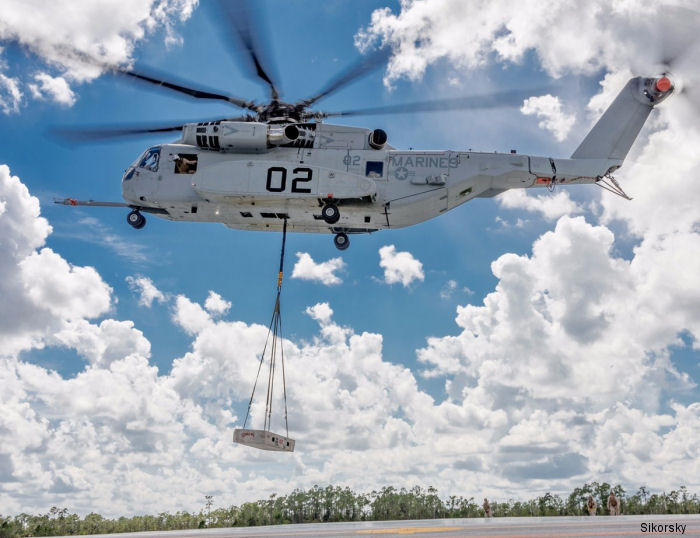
[483,498,492,517]
[587,496,597,516]
[607,492,620,515]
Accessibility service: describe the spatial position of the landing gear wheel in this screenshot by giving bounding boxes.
[127,210,146,229]
[321,203,340,224]
[334,233,350,251]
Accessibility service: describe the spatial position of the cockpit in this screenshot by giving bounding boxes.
[138,146,161,172]
[124,146,161,181]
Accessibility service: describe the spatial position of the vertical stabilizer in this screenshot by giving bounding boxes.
[571,77,673,161]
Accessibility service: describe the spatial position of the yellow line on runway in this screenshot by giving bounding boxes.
[356,527,463,535]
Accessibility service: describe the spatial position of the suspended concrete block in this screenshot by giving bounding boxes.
[233,428,295,452]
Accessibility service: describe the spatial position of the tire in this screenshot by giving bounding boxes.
[334,233,349,251]
[322,203,340,224]
[127,210,146,229]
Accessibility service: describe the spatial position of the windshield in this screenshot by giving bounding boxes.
[138,147,161,172]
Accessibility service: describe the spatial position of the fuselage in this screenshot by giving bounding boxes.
[122,122,617,235]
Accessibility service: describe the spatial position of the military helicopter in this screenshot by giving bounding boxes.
[56,2,675,250]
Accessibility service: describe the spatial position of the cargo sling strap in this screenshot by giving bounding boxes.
[242,219,290,438]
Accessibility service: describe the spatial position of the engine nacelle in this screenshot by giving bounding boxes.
[181,121,314,153]
[368,128,387,149]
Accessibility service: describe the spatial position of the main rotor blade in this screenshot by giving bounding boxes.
[320,88,554,118]
[301,47,391,108]
[116,67,258,111]
[653,5,700,69]
[213,0,281,101]
[52,116,250,142]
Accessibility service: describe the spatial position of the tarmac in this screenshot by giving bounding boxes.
[72,514,700,537]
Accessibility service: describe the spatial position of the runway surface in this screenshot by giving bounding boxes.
[73,514,700,537]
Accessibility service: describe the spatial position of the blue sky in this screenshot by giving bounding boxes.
[1,0,699,517]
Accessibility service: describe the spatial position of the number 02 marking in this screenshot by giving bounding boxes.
[265,167,313,193]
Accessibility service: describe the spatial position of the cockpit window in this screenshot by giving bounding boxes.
[174,153,198,174]
[139,147,161,172]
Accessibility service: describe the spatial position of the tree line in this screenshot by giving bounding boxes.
[1,482,698,537]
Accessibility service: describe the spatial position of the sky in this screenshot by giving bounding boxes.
[1,0,699,518]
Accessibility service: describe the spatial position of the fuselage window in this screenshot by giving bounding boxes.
[366,161,383,178]
[174,153,198,174]
[139,147,161,172]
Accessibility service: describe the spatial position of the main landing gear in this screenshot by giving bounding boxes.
[321,203,340,224]
[334,233,349,251]
[127,210,146,229]
[323,203,348,250]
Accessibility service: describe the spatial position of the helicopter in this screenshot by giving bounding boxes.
[55,2,675,251]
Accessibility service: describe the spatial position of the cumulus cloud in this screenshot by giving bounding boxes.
[414,214,698,493]
[1,167,698,517]
[498,189,583,221]
[126,276,167,307]
[0,0,198,110]
[204,291,231,317]
[291,252,346,286]
[418,216,697,405]
[172,295,212,335]
[0,164,112,356]
[378,245,424,287]
[27,72,76,106]
[521,94,576,141]
[54,319,151,368]
[356,0,698,84]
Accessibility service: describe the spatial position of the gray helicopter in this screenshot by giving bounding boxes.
[56,3,674,251]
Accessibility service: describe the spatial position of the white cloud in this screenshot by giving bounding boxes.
[126,276,166,307]
[0,0,198,108]
[418,216,697,408]
[28,72,76,106]
[61,217,149,263]
[0,72,21,114]
[54,319,151,368]
[306,302,334,326]
[0,171,698,516]
[172,295,212,335]
[378,245,425,287]
[520,94,576,141]
[498,189,582,221]
[291,252,346,286]
[440,279,457,300]
[0,164,112,356]
[204,291,231,317]
[356,0,696,85]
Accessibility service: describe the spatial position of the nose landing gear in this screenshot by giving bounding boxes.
[333,233,349,251]
[127,210,146,229]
